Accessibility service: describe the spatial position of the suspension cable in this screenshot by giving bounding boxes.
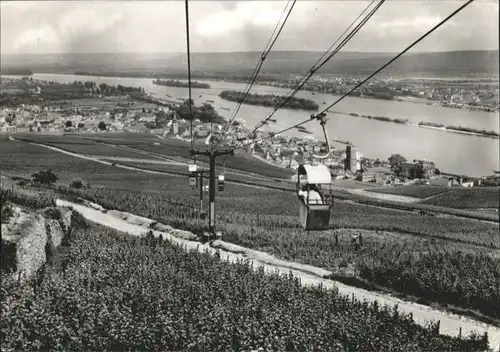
[185,0,195,156]
[245,0,384,140]
[236,0,475,150]
[215,0,297,148]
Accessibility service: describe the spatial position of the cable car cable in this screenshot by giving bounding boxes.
[215,0,297,148]
[245,0,383,140]
[185,0,195,159]
[219,0,296,143]
[235,0,475,150]
[313,0,476,121]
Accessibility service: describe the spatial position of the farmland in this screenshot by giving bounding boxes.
[1,222,489,351]
[421,187,500,209]
[13,133,499,222]
[2,134,500,324]
[12,134,163,160]
[16,133,295,180]
[366,184,500,210]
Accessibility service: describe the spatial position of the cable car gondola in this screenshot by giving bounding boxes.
[296,113,334,231]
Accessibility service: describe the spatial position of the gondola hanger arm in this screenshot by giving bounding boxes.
[311,113,333,160]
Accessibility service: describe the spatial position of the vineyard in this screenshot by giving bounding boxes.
[6,179,497,322]
[422,188,500,209]
[10,134,499,221]
[2,135,500,322]
[0,222,489,351]
[107,160,297,190]
[15,133,294,180]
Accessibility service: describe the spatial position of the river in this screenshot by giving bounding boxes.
[30,73,500,177]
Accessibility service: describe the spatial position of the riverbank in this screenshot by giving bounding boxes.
[418,123,500,139]
[329,110,499,139]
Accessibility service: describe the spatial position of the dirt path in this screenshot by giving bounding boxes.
[56,198,500,351]
[91,156,184,165]
[347,188,422,204]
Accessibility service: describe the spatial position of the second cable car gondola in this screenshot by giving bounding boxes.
[296,113,334,231]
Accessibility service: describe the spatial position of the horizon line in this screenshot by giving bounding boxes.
[1,49,499,56]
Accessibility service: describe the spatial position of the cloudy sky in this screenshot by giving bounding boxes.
[1,0,498,54]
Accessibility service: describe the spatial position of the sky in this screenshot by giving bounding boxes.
[0,0,498,55]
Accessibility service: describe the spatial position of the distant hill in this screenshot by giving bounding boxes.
[1,50,498,78]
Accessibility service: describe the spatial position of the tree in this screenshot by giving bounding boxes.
[388,154,406,175]
[77,122,85,129]
[31,169,58,187]
[414,162,424,179]
[65,120,72,128]
[360,157,372,169]
[98,121,107,131]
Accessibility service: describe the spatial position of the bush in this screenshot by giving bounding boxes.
[1,200,14,224]
[31,169,58,187]
[69,178,85,189]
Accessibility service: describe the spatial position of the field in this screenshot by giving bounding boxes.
[1,222,489,351]
[13,134,162,159]
[105,160,297,190]
[421,188,500,209]
[16,133,499,222]
[17,133,295,180]
[88,135,294,180]
[1,135,500,323]
[366,185,450,199]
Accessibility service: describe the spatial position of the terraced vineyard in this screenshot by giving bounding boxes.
[2,135,500,323]
[1,222,489,351]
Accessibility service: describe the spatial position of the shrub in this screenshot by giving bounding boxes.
[1,200,14,224]
[69,178,85,189]
[31,169,58,187]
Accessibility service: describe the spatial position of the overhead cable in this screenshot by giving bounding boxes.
[245,0,384,139]
[237,0,475,149]
[215,0,297,147]
[185,0,194,153]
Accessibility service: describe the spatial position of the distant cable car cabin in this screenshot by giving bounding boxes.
[217,174,225,191]
[296,113,334,231]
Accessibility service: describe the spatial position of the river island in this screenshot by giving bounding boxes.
[219,90,319,111]
[153,79,211,89]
